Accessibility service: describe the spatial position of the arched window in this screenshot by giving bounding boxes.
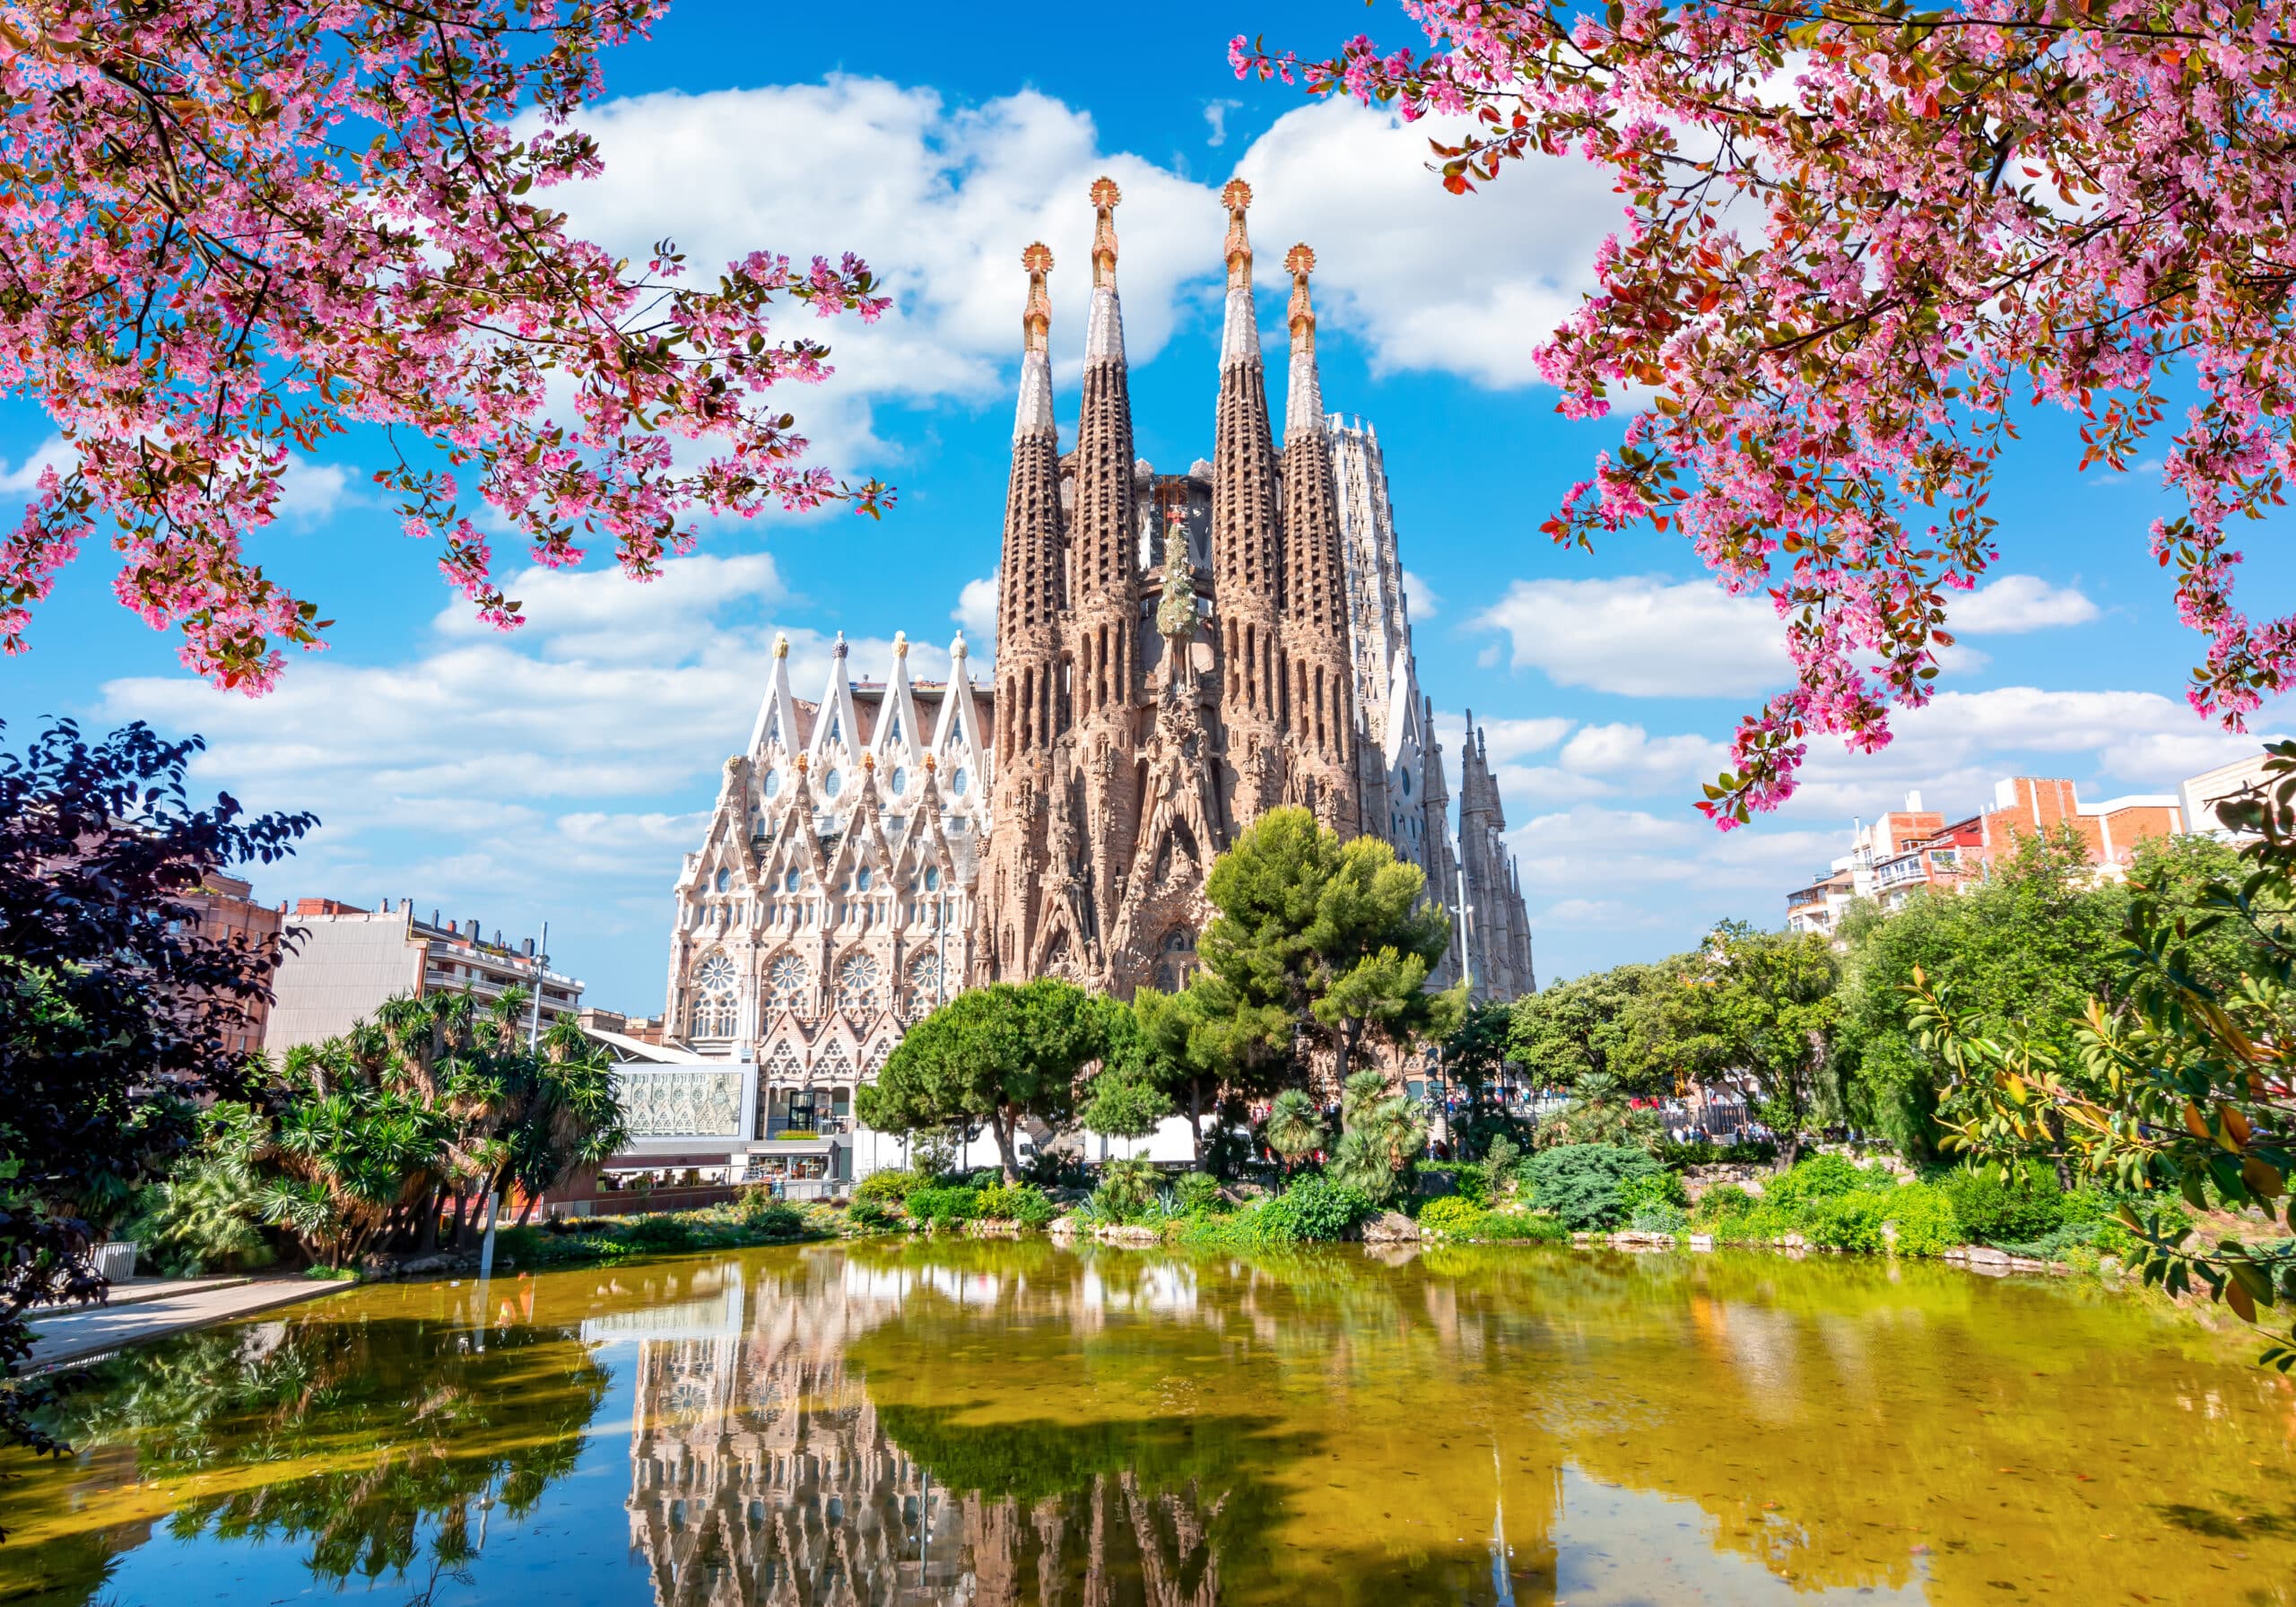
[824,769,844,799]
[905,951,943,1020]
[763,769,782,799]
[1155,925,1198,995]
[856,866,874,891]
[785,869,802,893]
[764,953,811,1016]
[922,865,941,892]
[890,766,908,796]
[714,868,731,893]
[836,953,883,1015]
[690,953,738,1038]
[951,766,970,797]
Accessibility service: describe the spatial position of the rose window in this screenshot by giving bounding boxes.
[905,952,943,1019]
[836,954,883,1015]
[691,953,738,1037]
[764,954,811,1015]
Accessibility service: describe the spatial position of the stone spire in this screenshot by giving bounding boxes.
[1277,241,1355,826]
[1283,243,1324,442]
[1072,177,1137,618]
[1211,178,1285,821]
[997,242,1065,766]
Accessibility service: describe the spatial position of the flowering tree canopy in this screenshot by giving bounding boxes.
[1237,2,2296,823]
[0,0,887,692]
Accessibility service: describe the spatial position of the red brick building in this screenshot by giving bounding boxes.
[183,873,287,1057]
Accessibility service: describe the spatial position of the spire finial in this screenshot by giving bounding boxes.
[1021,242,1053,353]
[952,630,968,659]
[1285,243,1317,348]
[1090,176,1121,289]
[834,630,848,656]
[894,630,909,660]
[1221,178,1254,291]
[773,632,789,660]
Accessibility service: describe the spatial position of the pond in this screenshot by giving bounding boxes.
[4,1242,2294,1606]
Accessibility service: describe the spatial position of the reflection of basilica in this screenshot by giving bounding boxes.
[595,1255,1231,1607]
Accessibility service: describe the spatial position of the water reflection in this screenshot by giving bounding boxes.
[6,1243,2296,1606]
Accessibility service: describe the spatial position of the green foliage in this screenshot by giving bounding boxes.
[1617,1168,1689,1215]
[1080,1066,1173,1142]
[977,1182,1057,1228]
[1190,808,1465,1093]
[1536,1071,1665,1151]
[846,1197,903,1234]
[1522,1143,1665,1232]
[1763,1153,1877,1211]
[1261,1088,1325,1181]
[1483,1134,1523,1189]
[905,1186,984,1229]
[1471,1210,1568,1243]
[1246,1174,1373,1243]
[1174,1171,1225,1214]
[1884,1183,1963,1257]
[1629,1201,1689,1234]
[118,1102,273,1277]
[854,1168,918,1203]
[1090,1157,1161,1220]
[734,1193,805,1238]
[1657,1138,1777,1168]
[1327,1070,1428,1205]
[1416,1194,1483,1236]
[1507,963,1673,1092]
[619,1214,698,1255]
[857,977,1105,1181]
[1806,1189,1892,1252]
[1937,1160,2072,1244]
[1417,1161,1491,1208]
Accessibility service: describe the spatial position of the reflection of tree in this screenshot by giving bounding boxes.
[37,1305,608,1595]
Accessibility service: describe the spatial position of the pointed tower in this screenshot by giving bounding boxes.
[1277,242,1361,835]
[1457,719,1523,1001]
[1420,697,1462,990]
[1210,178,1287,824]
[1067,176,1144,960]
[975,245,1065,983]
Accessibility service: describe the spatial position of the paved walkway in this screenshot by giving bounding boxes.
[26,1278,348,1369]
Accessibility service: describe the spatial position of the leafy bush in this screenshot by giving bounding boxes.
[1881,1182,1961,1256]
[1618,1169,1689,1214]
[1938,1161,2068,1244]
[1417,1194,1483,1236]
[1483,1134,1524,1188]
[620,1214,698,1254]
[737,1198,806,1238]
[1692,1183,1757,1224]
[1474,1210,1568,1242]
[1254,1175,1373,1243]
[1763,1153,1877,1211]
[978,1182,1057,1228]
[905,1186,984,1229]
[1091,1156,1161,1220]
[1628,1202,1688,1234]
[1175,1172,1225,1215]
[846,1197,902,1233]
[1807,1189,1892,1252]
[856,1168,927,1204]
[1522,1143,1665,1232]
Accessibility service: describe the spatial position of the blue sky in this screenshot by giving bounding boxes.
[3,0,2286,1012]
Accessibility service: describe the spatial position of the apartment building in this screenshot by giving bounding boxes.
[264,898,583,1053]
[183,873,288,1057]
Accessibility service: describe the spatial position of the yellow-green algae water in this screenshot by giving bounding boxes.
[4,1241,2294,1606]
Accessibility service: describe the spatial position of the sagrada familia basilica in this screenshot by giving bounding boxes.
[654,178,1532,1134]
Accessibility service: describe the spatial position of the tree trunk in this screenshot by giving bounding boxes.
[513,1192,538,1229]
[2041,1108,2075,1194]
[991,1107,1022,1185]
[419,1187,442,1253]
[450,1190,473,1247]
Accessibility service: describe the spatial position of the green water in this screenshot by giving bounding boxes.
[4,1242,2293,1605]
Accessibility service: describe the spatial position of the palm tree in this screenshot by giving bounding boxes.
[1331,1071,1431,1206]
[1262,1090,1325,1189]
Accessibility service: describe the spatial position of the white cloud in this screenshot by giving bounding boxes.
[1434,711,1573,764]
[1203,99,1241,148]
[1509,804,1837,895]
[1235,99,1619,388]
[1557,722,1730,787]
[0,434,72,494]
[1950,574,2100,634]
[1402,569,1439,621]
[953,574,998,661]
[275,458,352,524]
[1474,574,1787,698]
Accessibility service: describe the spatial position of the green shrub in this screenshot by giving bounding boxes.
[905,1186,984,1229]
[1417,1194,1483,1236]
[1692,1183,1756,1224]
[1618,1169,1689,1214]
[856,1168,926,1204]
[1175,1172,1225,1215]
[1256,1176,1374,1242]
[978,1182,1057,1228]
[846,1197,902,1233]
[1474,1210,1567,1242]
[1881,1182,1960,1255]
[619,1214,698,1254]
[1483,1134,1524,1189]
[1807,1190,1892,1252]
[1628,1202,1688,1234]
[1522,1143,1665,1231]
[1939,1161,2067,1244]
[738,1199,806,1238]
[1092,1156,1161,1220]
[1763,1153,1877,1211]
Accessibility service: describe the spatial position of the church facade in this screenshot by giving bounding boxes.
[654,178,1532,1179]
